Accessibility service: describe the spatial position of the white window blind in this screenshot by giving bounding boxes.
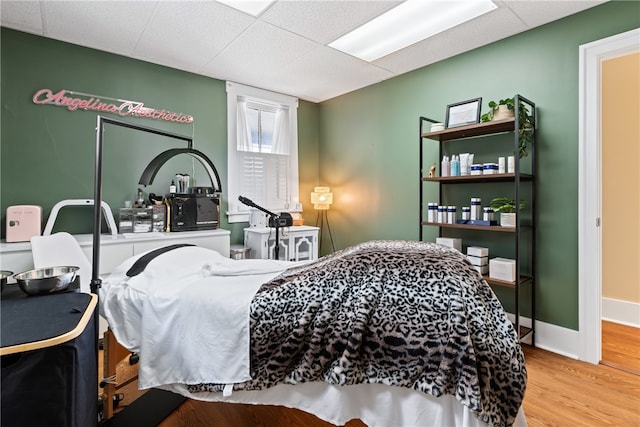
[226,82,299,223]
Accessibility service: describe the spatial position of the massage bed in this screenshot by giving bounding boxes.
[99,240,528,426]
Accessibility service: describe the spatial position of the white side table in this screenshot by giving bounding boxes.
[244,226,319,261]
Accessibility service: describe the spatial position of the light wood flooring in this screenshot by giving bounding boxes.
[601,320,640,375]
[103,324,640,427]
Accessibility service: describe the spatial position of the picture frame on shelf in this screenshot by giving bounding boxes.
[445,97,482,128]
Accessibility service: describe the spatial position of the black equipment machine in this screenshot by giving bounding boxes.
[167,187,220,232]
[238,196,292,259]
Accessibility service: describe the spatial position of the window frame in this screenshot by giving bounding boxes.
[226,81,300,223]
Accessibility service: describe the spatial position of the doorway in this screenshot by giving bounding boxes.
[578,28,640,365]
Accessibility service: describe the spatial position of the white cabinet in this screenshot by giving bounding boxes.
[0,230,231,276]
[244,226,319,261]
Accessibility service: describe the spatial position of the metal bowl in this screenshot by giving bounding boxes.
[1,270,13,293]
[12,266,79,296]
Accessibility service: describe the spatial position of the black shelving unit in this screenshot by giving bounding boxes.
[419,95,536,344]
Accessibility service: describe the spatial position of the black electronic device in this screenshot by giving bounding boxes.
[238,196,292,260]
[268,212,293,228]
[167,190,220,232]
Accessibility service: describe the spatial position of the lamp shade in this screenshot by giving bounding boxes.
[311,186,333,210]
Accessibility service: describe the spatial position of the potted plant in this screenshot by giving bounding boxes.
[481,97,534,158]
[489,197,525,227]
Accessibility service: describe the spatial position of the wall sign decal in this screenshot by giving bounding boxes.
[32,88,194,124]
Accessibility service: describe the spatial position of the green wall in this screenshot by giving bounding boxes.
[317,1,639,330]
[0,28,320,244]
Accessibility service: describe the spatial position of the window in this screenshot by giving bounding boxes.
[226,81,300,223]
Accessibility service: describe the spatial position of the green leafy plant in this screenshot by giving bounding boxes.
[489,197,525,213]
[481,97,534,158]
[480,98,514,122]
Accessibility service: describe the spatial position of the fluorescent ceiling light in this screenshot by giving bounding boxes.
[329,0,497,62]
[217,0,274,16]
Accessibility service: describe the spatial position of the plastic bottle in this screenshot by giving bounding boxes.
[440,156,446,177]
[471,197,481,220]
[451,155,460,176]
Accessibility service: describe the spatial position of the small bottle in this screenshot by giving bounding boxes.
[451,155,460,176]
[462,206,471,220]
[136,189,145,208]
[169,180,176,194]
[441,156,449,177]
[447,206,456,224]
[427,203,437,223]
[483,207,494,221]
[437,206,446,223]
[470,197,481,220]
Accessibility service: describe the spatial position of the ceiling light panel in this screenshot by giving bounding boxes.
[216,0,275,17]
[329,0,497,62]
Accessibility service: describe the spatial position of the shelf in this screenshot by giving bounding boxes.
[419,96,536,346]
[422,221,523,232]
[422,173,533,183]
[483,275,533,288]
[422,118,515,142]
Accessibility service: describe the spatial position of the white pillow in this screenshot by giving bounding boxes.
[105,245,228,292]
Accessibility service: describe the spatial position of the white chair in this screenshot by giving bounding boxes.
[30,232,109,336]
[30,232,92,293]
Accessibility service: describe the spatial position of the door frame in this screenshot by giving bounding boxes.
[578,27,640,364]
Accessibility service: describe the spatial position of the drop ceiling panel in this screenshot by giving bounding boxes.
[276,46,395,101]
[505,0,608,28]
[0,1,42,34]
[134,1,255,74]
[201,20,319,88]
[261,0,402,44]
[42,1,156,57]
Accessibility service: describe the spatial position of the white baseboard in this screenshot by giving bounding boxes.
[602,297,640,327]
[506,313,580,360]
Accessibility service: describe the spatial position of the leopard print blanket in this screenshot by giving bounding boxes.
[188,240,526,427]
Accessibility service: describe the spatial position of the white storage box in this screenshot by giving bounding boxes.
[473,264,489,275]
[467,255,488,267]
[467,246,489,257]
[436,237,462,252]
[489,257,516,282]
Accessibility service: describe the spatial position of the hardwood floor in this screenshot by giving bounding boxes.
[154,343,640,427]
[521,344,639,427]
[601,320,640,375]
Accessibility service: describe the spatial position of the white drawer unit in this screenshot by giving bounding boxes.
[244,226,319,261]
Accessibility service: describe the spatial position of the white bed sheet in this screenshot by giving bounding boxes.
[162,381,527,427]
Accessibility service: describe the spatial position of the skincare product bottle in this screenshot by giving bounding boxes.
[451,155,460,176]
[498,157,505,174]
[460,153,469,176]
[427,203,437,223]
[441,156,449,177]
[483,207,494,221]
[508,156,515,174]
[462,206,471,220]
[169,180,176,194]
[437,206,446,223]
[447,206,457,224]
[470,197,481,221]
